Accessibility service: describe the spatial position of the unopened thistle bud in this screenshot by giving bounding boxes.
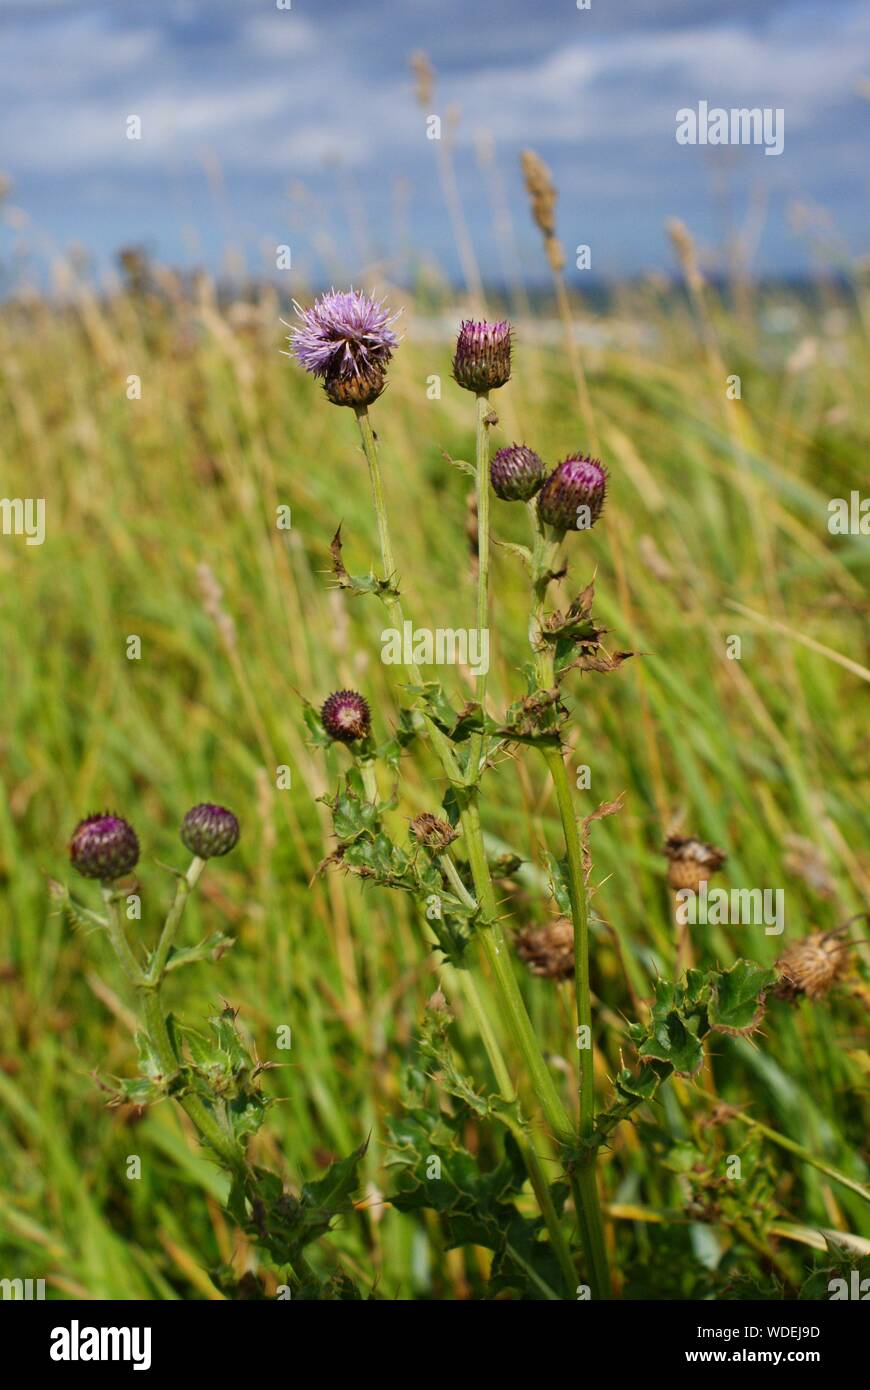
[663,836,726,894]
[410,813,458,852]
[537,454,608,531]
[516,917,575,981]
[490,444,546,502]
[70,813,139,881]
[452,319,512,394]
[180,803,240,859]
[321,689,371,743]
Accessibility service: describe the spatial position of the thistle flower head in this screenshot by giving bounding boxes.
[181,803,240,859]
[288,288,400,407]
[452,319,512,393]
[70,813,139,881]
[321,689,371,743]
[516,917,575,981]
[663,835,727,894]
[490,444,546,502]
[537,454,608,532]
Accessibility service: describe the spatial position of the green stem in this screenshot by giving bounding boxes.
[354,405,463,785]
[100,884,145,984]
[469,390,491,782]
[437,853,577,1295]
[353,401,610,1291]
[148,857,205,983]
[542,747,593,1136]
[360,761,379,804]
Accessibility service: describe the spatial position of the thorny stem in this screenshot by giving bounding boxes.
[437,852,577,1294]
[353,401,612,1294]
[102,876,248,1179]
[468,390,491,782]
[528,515,611,1297]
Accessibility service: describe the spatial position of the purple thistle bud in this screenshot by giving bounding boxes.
[490,444,546,502]
[180,803,240,859]
[452,319,512,393]
[288,288,400,408]
[321,689,371,743]
[70,813,139,881]
[537,454,608,532]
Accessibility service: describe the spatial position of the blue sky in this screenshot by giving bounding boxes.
[0,0,866,285]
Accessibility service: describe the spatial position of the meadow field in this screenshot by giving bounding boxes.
[0,222,867,1299]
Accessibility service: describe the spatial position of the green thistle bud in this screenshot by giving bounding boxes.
[180,804,240,859]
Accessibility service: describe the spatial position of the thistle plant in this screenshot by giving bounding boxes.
[54,804,365,1298]
[290,288,779,1300]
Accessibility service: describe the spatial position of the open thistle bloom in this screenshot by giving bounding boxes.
[321,689,371,743]
[490,444,546,501]
[288,289,400,408]
[663,836,727,894]
[181,804,240,859]
[70,813,139,881]
[452,319,512,393]
[537,454,608,531]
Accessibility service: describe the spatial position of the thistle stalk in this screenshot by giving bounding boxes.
[469,390,491,781]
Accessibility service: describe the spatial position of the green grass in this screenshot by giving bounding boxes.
[0,269,867,1298]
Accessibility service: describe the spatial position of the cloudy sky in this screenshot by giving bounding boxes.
[0,0,866,285]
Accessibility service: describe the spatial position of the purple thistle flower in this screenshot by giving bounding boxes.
[70,813,139,881]
[452,319,512,393]
[181,804,240,859]
[537,454,608,532]
[321,690,371,743]
[490,444,546,502]
[288,288,400,407]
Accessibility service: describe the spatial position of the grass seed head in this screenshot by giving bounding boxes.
[180,803,240,859]
[70,813,140,881]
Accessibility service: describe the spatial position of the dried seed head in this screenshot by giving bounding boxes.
[452,319,512,394]
[664,835,727,894]
[537,454,608,532]
[490,444,546,502]
[321,689,371,743]
[515,917,575,981]
[70,814,139,881]
[773,928,850,1003]
[180,803,240,859]
[409,813,458,852]
[288,289,400,404]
